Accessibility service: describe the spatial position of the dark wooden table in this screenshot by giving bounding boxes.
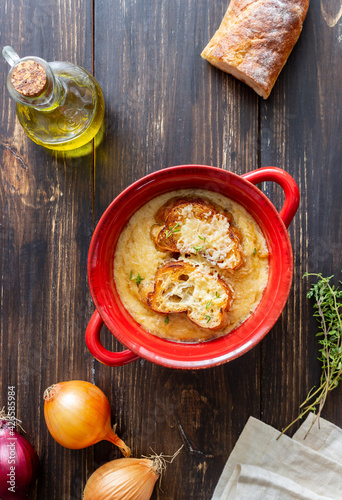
[1,1,341,498]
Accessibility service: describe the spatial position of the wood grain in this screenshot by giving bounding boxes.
[93,1,260,498]
[259,0,342,434]
[0,0,341,498]
[0,0,95,498]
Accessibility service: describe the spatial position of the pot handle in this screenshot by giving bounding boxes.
[85,310,140,366]
[241,167,300,228]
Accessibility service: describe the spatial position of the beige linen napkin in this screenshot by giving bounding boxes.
[212,414,342,500]
[293,413,342,464]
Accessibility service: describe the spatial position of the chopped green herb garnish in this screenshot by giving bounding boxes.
[193,245,207,255]
[129,271,144,287]
[194,236,209,255]
[204,315,211,323]
[136,274,144,286]
[165,222,181,238]
[164,315,169,325]
[253,247,257,256]
[206,300,212,310]
[215,292,221,299]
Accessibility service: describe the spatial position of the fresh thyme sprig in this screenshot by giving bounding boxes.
[279,272,342,438]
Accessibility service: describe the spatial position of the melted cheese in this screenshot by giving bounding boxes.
[176,206,241,268]
[114,189,269,343]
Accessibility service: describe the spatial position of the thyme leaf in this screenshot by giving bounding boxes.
[279,272,342,438]
[165,222,181,238]
[164,315,169,325]
[204,314,211,323]
[193,245,207,255]
[129,271,145,287]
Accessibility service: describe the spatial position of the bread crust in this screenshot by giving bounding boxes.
[201,0,310,98]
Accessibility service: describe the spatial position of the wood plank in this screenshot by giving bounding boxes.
[0,0,94,498]
[0,0,340,498]
[94,1,260,498]
[259,1,342,433]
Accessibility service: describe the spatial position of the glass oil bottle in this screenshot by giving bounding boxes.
[2,46,105,151]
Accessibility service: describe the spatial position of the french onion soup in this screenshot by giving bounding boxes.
[114,189,269,342]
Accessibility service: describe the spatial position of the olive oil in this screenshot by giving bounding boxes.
[3,47,104,151]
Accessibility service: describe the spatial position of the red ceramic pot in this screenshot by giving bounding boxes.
[86,165,299,369]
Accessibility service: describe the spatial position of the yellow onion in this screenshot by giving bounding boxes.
[83,457,160,500]
[83,447,183,500]
[43,380,130,456]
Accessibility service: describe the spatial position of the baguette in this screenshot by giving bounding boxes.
[146,261,233,330]
[201,0,310,98]
[151,197,244,270]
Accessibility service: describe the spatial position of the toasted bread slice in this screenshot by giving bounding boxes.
[146,261,233,330]
[151,197,244,270]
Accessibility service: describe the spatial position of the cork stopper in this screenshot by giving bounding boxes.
[11,60,47,97]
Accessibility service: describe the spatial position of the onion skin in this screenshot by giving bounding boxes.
[0,418,39,500]
[83,458,159,500]
[44,380,130,456]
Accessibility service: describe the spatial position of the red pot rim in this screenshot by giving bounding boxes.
[87,165,299,369]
